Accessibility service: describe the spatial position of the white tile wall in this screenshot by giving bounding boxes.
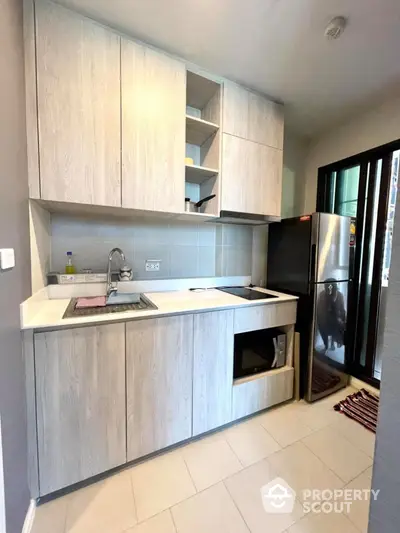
[50,215,258,280]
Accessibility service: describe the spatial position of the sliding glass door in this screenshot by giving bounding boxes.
[317,142,400,386]
[374,151,399,379]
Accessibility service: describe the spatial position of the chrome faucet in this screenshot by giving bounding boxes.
[107,248,126,297]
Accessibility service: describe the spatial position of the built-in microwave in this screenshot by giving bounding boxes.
[233,328,287,379]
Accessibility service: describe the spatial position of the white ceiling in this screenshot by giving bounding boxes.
[55,0,400,138]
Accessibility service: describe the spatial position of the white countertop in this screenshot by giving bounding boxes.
[21,287,298,331]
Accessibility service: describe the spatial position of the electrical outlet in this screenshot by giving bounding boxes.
[145,260,161,272]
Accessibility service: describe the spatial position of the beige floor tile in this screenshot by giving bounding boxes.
[286,401,343,431]
[257,406,314,447]
[225,459,304,533]
[223,419,281,467]
[312,387,357,409]
[130,450,196,522]
[343,468,373,532]
[181,434,242,491]
[287,510,359,533]
[32,493,70,533]
[268,441,344,502]
[66,470,137,533]
[125,510,176,533]
[171,482,249,533]
[302,426,372,483]
[330,414,376,457]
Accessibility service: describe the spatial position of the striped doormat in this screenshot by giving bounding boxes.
[334,388,379,433]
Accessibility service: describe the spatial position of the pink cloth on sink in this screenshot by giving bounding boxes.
[75,296,107,309]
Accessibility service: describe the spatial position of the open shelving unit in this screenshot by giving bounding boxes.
[186,115,219,146]
[185,71,221,216]
[185,163,218,184]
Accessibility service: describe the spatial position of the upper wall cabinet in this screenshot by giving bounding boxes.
[121,40,186,213]
[223,81,284,149]
[35,1,121,206]
[221,134,282,216]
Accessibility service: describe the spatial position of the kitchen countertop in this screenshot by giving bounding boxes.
[21,287,298,331]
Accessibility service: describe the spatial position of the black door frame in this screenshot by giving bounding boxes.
[316,139,400,388]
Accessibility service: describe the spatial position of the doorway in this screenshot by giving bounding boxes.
[316,141,400,387]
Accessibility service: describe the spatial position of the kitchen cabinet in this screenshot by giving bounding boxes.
[126,315,194,460]
[29,1,286,219]
[35,1,121,206]
[232,367,294,419]
[121,39,186,212]
[34,323,126,495]
[221,134,282,216]
[192,310,234,435]
[234,301,297,334]
[223,81,284,149]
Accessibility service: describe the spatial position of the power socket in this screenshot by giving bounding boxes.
[145,260,161,272]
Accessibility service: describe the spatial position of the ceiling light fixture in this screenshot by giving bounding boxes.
[324,16,347,40]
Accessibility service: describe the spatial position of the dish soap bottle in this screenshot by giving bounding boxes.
[65,251,76,274]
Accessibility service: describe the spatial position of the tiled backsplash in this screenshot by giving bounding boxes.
[50,215,263,280]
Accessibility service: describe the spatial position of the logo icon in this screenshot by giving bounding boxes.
[260,477,296,514]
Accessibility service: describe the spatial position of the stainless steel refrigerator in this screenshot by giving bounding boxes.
[267,213,355,402]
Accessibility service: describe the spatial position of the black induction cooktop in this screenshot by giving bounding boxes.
[217,286,278,300]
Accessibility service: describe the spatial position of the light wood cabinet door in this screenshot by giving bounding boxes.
[221,134,282,216]
[193,310,234,435]
[234,302,297,334]
[126,315,193,460]
[232,367,294,420]
[35,1,121,206]
[122,40,186,213]
[34,324,126,495]
[223,81,284,149]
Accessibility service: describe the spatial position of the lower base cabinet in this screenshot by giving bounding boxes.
[193,310,234,435]
[34,323,126,495]
[232,366,294,420]
[29,303,296,496]
[126,315,194,461]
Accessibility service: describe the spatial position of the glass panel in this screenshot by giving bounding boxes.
[328,171,337,212]
[326,166,360,216]
[336,166,360,216]
[357,163,370,298]
[360,160,382,367]
[374,150,399,379]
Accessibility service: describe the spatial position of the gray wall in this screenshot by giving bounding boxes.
[0,0,31,531]
[369,189,400,531]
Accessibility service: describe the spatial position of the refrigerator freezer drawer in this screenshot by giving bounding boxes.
[306,280,349,401]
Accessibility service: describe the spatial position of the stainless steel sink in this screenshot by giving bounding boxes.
[62,294,157,319]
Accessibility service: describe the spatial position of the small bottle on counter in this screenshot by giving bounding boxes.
[65,251,76,274]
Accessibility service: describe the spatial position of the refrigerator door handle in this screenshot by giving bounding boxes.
[309,244,317,286]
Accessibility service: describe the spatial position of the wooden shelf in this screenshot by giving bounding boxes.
[186,115,219,145]
[186,71,221,109]
[185,164,218,184]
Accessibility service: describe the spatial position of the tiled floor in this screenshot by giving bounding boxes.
[32,387,375,533]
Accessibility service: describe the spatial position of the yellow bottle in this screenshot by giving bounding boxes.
[65,251,76,274]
